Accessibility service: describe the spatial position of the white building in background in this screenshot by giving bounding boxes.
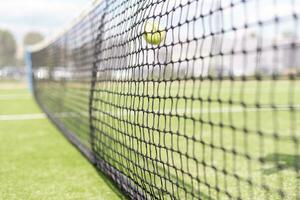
[109,32,299,81]
[109,0,300,81]
[121,34,299,81]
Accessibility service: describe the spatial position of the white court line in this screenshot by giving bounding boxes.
[0,111,90,121]
[1,105,298,121]
[111,105,300,115]
[54,111,89,118]
[0,94,31,100]
[92,105,300,117]
[0,112,88,121]
[0,113,46,121]
[168,105,300,115]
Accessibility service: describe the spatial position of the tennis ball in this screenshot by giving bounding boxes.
[143,21,166,45]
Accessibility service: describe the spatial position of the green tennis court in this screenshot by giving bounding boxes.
[0,82,126,200]
[86,80,300,199]
[1,0,300,199]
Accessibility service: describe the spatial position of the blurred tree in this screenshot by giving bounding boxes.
[23,32,44,46]
[0,29,17,67]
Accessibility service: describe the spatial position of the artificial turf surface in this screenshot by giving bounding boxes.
[89,80,300,199]
[34,79,300,199]
[0,82,126,200]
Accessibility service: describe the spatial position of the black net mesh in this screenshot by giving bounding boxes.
[31,0,300,199]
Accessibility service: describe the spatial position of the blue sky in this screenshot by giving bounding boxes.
[0,0,90,45]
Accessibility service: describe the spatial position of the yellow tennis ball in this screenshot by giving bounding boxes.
[143,21,166,45]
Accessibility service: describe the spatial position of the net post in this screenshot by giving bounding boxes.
[24,50,33,94]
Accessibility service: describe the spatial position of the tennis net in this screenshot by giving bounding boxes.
[30,0,300,199]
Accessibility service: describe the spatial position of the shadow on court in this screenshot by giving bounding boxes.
[262,153,300,177]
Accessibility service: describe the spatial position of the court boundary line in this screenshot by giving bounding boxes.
[0,113,46,121]
[0,94,31,100]
[2,105,298,121]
